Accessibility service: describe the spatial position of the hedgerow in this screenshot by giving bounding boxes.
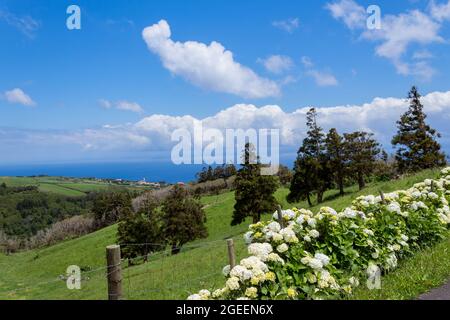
[188,167,450,300]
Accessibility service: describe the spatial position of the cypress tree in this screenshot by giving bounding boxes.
[232,143,279,225]
[344,131,381,190]
[326,128,346,196]
[392,86,446,173]
[288,108,331,205]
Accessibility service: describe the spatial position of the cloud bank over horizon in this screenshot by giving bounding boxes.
[1,90,450,165]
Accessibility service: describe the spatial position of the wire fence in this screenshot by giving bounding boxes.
[0,232,247,300]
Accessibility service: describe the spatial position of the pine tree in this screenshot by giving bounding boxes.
[344,131,381,190]
[288,108,332,205]
[162,185,208,254]
[326,128,346,196]
[392,86,446,173]
[232,143,279,225]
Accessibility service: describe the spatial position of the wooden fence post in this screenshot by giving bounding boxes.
[379,190,386,204]
[277,205,285,228]
[106,244,122,300]
[226,239,236,269]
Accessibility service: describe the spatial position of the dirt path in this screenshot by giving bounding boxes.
[418,280,450,300]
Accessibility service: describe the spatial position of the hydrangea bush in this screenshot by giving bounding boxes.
[188,168,450,300]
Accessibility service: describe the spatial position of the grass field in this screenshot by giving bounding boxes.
[0,176,152,197]
[0,169,449,300]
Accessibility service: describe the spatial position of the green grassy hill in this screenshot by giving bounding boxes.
[0,169,446,300]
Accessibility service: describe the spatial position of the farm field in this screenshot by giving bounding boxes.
[1,169,449,300]
[0,176,153,196]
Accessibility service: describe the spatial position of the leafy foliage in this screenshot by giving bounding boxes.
[118,196,165,261]
[162,185,208,254]
[189,167,450,300]
[0,184,92,237]
[92,192,133,227]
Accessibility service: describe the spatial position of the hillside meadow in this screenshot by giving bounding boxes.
[1,169,449,300]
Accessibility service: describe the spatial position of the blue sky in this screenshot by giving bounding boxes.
[1,0,450,166]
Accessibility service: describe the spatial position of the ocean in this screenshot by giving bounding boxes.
[0,162,207,183]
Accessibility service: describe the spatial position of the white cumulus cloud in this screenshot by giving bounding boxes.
[306,70,339,87]
[3,88,36,106]
[300,56,338,87]
[258,55,293,74]
[272,18,300,33]
[142,19,280,99]
[326,0,366,30]
[327,0,448,81]
[430,0,450,21]
[98,99,144,113]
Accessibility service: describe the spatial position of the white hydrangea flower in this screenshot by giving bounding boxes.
[363,229,374,236]
[309,229,320,238]
[277,243,289,253]
[199,289,211,299]
[349,276,360,287]
[386,253,397,269]
[187,294,202,300]
[366,264,380,277]
[314,253,330,266]
[245,287,258,298]
[212,288,225,299]
[428,192,439,200]
[267,221,281,232]
[308,218,317,227]
[248,243,273,261]
[230,265,253,281]
[240,256,269,273]
[267,253,284,264]
[341,208,357,218]
[272,232,284,242]
[386,202,401,214]
[411,190,421,199]
[280,228,298,243]
[301,256,323,270]
[244,231,253,244]
[296,215,305,225]
[321,207,337,216]
[303,235,312,242]
[226,276,240,291]
[222,265,231,276]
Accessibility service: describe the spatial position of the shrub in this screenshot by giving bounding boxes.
[188,167,450,300]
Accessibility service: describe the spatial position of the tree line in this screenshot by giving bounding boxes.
[231,86,446,225]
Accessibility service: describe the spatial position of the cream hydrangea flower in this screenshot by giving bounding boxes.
[287,288,298,298]
[248,243,273,261]
[226,276,240,291]
[245,287,258,298]
[277,243,289,253]
[309,229,320,238]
